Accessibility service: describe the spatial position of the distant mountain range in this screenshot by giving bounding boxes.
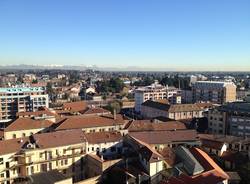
[0,64,176,72]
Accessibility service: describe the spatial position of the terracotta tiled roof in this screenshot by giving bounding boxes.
[81,107,111,115]
[55,114,125,130]
[195,102,214,109]
[158,147,177,167]
[126,120,187,132]
[162,147,229,184]
[168,104,202,113]
[62,101,88,112]
[5,118,54,132]
[84,131,122,144]
[17,110,56,117]
[0,137,28,155]
[33,129,86,149]
[201,139,225,150]
[129,130,199,145]
[142,100,203,112]
[128,135,164,163]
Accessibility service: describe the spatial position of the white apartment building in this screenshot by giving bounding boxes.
[134,82,167,113]
[0,87,49,123]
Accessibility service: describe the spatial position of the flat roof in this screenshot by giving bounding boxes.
[0,87,46,93]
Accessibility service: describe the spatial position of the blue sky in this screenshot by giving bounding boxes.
[0,0,249,71]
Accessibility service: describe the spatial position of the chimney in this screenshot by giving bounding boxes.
[113,109,116,120]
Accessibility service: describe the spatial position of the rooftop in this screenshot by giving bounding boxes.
[0,87,46,93]
[129,129,199,145]
[5,118,54,132]
[84,131,122,144]
[142,100,204,112]
[55,114,125,130]
[126,120,187,132]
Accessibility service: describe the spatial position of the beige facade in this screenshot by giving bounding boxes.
[141,103,204,120]
[0,130,87,184]
[4,128,43,140]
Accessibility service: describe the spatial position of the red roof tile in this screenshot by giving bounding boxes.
[5,118,54,132]
[129,130,198,145]
[55,114,125,130]
[127,120,187,132]
[0,137,28,155]
[84,131,122,144]
[33,129,86,149]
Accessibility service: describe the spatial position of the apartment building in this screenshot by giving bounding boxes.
[0,87,49,123]
[0,129,86,184]
[192,81,236,104]
[208,101,250,137]
[141,100,205,120]
[134,82,167,113]
[166,86,182,104]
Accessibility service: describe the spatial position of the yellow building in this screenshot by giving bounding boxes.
[0,129,86,184]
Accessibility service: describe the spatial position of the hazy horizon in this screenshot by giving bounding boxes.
[0,0,250,71]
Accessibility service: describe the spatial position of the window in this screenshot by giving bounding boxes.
[64,159,68,165]
[63,149,67,154]
[22,133,26,137]
[0,158,3,165]
[31,166,34,174]
[0,173,4,178]
[92,147,94,151]
[13,134,16,139]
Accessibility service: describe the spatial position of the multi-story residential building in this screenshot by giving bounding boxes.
[208,101,250,137]
[166,86,181,104]
[0,129,87,184]
[0,87,49,123]
[141,100,206,120]
[192,81,236,104]
[134,82,167,113]
[0,74,17,87]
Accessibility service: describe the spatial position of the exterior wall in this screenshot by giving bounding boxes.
[4,128,43,140]
[81,124,124,133]
[224,85,236,103]
[86,155,121,178]
[192,82,236,104]
[168,110,203,120]
[149,161,164,177]
[135,89,166,113]
[141,105,203,120]
[0,88,49,122]
[0,143,86,183]
[141,105,167,119]
[55,178,73,184]
[0,152,19,184]
[86,141,123,156]
[208,109,227,135]
[229,115,250,137]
